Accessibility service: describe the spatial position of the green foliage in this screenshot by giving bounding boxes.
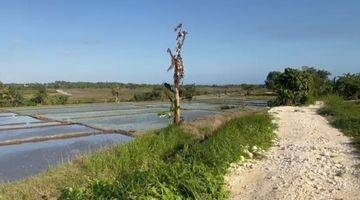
[60,113,276,200]
[319,95,360,148]
[0,85,24,107]
[133,87,162,101]
[269,68,314,106]
[265,71,281,90]
[31,86,48,105]
[302,66,332,97]
[334,73,360,100]
[181,84,196,101]
[49,95,69,105]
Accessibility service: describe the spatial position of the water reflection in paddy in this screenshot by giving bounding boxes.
[0,125,97,141]
[0,134,132,183]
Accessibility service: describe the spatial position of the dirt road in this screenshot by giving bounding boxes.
[227,103,360,200]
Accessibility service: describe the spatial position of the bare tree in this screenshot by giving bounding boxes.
[166,23,188,125]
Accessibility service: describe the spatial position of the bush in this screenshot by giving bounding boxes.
[302,66,332,97]
[265,71,281,90]
[0,85,24,107]
[49,95,69,105]
[31,86,48,105]
[181,84,196,101]
[334,73,360,100]
[133,87,162,101]
[269,68,314,106]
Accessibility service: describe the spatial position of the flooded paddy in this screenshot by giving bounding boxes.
[0,134,131,182]
[0,99,267,183]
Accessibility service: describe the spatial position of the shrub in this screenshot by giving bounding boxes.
[269,68,314,106]
[265,71,281,90]
[31,86,48,105]
[302,66,333,97]
[133,87,162,101]
[181,84,196,101]
[0,85,24,107]
[334,73,360,100]
[49,95,69,105]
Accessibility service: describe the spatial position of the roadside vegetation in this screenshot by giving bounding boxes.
[319,95,360,148]
[266,66,359,106]
[266,66,359,149]
[0,112,275,200]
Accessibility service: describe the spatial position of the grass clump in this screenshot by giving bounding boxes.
[319,95,360,147]
[60,113,276,200]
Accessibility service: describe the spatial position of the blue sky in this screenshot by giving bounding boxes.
[0,0,359,84]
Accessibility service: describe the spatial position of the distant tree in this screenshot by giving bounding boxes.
[0,83,24,107]
[4,87,24,106]
[111,87,121,103]
[334,73,360,100]
[31,86,48,105]
[265,71,281,90]
[181,84,196,101]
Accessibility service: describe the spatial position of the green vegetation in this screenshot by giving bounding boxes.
[133,87,163,101]
[334,73,360,100]
[60,113,275,199]
[0,81,271,108]
[0,84,24,107]
[302,66,333,97]
[319,95,360,148]
[265,71,281,90]
[0,112,275,200]
[30,86,48,105]
[268,68,315,106]
[181,84,196,101]
[266,66,358,106]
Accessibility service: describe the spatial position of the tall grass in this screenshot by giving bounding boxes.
[319,95,360,148]
[60,113,276,199]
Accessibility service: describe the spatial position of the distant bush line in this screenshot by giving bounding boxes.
[0,81,272,108]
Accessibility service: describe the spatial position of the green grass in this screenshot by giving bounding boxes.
[0,112,275,200]
[59,113,276,200]
[0,127,194,200]
[319,95,360,148]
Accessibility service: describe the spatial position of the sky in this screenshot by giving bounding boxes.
[0,0,359,84]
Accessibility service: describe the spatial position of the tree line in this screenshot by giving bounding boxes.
[0,83,68,107]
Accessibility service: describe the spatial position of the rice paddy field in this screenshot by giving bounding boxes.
[0,98,267,183]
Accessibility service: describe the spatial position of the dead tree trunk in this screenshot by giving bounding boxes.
[167,23,188,125]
